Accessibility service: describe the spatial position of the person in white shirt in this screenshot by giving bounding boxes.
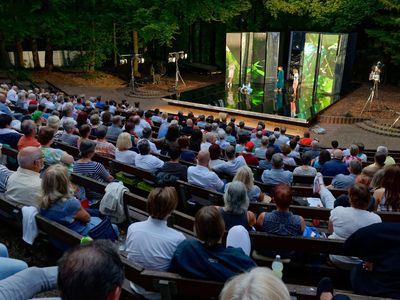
[115,132,137,165]
[132,115,151,138]
[200,132,216,151]
[213,145,247,177]
[276,127,290,146]
[140,127,160,154]
[135,139,164,173]
[6,86,18,103]
[188,150,224,192]
[126,187,185,299]
[5,147,43,207]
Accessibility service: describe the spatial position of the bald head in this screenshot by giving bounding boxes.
[197,150,210,167]
[333,149,343,160]
[18,146,43,172]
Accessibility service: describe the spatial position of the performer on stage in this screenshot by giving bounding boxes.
[292,68,299,97]
[227,63,236,88]
[276,66,284,92]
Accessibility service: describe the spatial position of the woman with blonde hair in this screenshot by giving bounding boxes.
[230,166,264,202]
[115,132,137,166]
[39,164,118,237]
[46,115,62,139]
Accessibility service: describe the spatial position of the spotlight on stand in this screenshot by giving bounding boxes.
[168,51,188,92]
[119,53,145,93]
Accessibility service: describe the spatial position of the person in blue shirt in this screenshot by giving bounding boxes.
[321,150,349,177]
[261,153,293,185]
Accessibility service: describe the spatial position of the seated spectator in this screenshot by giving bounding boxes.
[181,118,194,135]
[343,144,361,165]
[40,164,118,237]
[328,140,339,157]
[254,136,268,159]
[126,187,185,298]
[230,166,264,202]
[209,144,224,169]
[267,135,280,153]
[74,140,114,183]
[0,243,28,280]
[157,113,171,139]
[158,123,179,154]
[76,111,88,129]
[331,160,362,189]
[299,131,312,146]
[219,267,290,300]
[261,153,293,185]
[178,136,196,163]
[140,127,159,154]
[5,147,42,207]
[106,116,122,141]
[46,115,62,140]
[169,206,256,281]
[257,184,305,236]
[38,126,74,173]
[218,181,256,231]
[188,150,224,192]
[60,118,79,147]
[328,183,382,270]
[159,144,188,181]
[362,152,386,178]
[213,145,247,177]
[89,114,100,136]
[313,149,331,171]
[287,139,300,160]
[151,108,162,124]
[132,114,151,138]
[280,144,296,167]
[293,153,317,176]
[356,142,367,162]
[250,130,263,149]
[95,125,116,158]
[0,159,12,194]
[240,142,259,166]
[95,95,105,109]
[17,120,40,150]
[189,128,202,152]
[321,150,349,177]
[216,131,230,151]
[304,140,320,160]
[0,94,13,117]
[144,110,154,126]
[377,145,396,166]
[77,124,91,148]
[201,132,216,151]
[0,114,22,149]
[236,121,249,138]
[196,114,207,128]
[235,134,248,154]
[60,105,76,128]
[259,148,275,171]
[345,222,400,298]
[115,132,137,166]
[135,139,164,173]
[225,126,236,146]
[373,165,400,212]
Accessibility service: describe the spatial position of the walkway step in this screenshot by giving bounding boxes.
[355,121,400,138]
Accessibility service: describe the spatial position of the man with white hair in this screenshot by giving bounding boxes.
[200,132,216,151]
[6,86,18,103]
[60,118,79,147]
[377,146,396,166]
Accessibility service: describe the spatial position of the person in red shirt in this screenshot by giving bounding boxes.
[240,142,259,166]
[17,120,40,150]
[299,131,313,146]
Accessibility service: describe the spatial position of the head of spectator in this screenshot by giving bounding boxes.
[374,152,386,167]
[220,267,290,300]
[265,147,275,161]
[244,141,254,154]
[190,128,203,144]
[198,114,205,123]
[280,127,287,136]
[195,206,225,248]
[303,131,310,139]
[331,140,339,149]
[147,187,178,220]
[349,183,372,210]
[90,114,100,127]
[237,134,248,146]
[178,136,190,150]
[268,135,276,145]
[77,111,88,127]
[238,121,245,129]
[58,240,124,300]
[116,132,132,151]
[206,115,214,124]
[223,181,249,214]
[18,146,43,173]
[79,124,91,140]
[273,127,280,139]
[209,144,221,161]
[0,114,12,129]
[20,120,37,138]
[233,166,255,192]
[40,164,71,209]
[357,142,365,154]
[225,145,236,161]
[319,150,331,166]
[142,127,152,139]
[333,149,343,161]
[376,145,388,157]
[62,106,73,118]
[168,144,181,163]
[205,132,216,144]
[63,118,76,135]
[211,123,219,133]
[96,125,108,141]
[301,153,312,166]
[260,136,269,148]
[137,139,151,156]
[197,150,210,168]
[380,165,400,211]
[273,184,293,211]
[311,140,319,150]
[102,112,112,125]
[78,139,96,159]
[370,168,385,191]
[349,160,362,175]
[280,144,291,156]
[271,153,284,170]
[349,144,359,157]
[219,112,227,124]
[38,126,55,147]
[165,124,180,142]
[47,115,60,131]
[111,115,121,127]
[204,123,212,133]
[225,125,233,136]
[186,118,193,128]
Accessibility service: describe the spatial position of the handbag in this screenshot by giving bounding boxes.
[88,217,118,241]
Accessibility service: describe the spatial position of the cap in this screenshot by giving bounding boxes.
[245,141,254,152]
[31,111,43,122]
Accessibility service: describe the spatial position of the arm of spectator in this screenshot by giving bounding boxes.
[299,216,306,233]
[247,211,256,228]
[61,151,74,165]
[372,188,384,208]
[256,212,265,231]
[257,192,266,202]
[74,206,90,223]
[328,219,334,234]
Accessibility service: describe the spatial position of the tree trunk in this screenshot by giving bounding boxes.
[133,31,140,77]
[0,33,12,68]
[15,40,24,68]
[44,37,53,72]
[198,21,203,63]
[31,39,41,69]
[209,21,216,66]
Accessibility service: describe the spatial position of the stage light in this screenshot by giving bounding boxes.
[119,58,128,65]
[168,51,188,91]
[118,53,145,93]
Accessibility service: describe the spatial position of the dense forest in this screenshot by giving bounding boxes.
[0,0,399,82]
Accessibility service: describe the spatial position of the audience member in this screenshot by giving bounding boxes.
[373,165,400,212]
[140,127,159,154]
[254,136,268,159]
[224,126,236,146]
[216,131,230,150]
[77,124,91,147]
[188,128,203,152]
[356,142,367,162]
[328,140,339,157]
[0,243,28,280]
[280,144,296,167]
[293,153,317,176]
[89,114,100,136]
[159,144,188,181]
[313,149,331,170]
[321,150,348,177]
[0,114,22,149]
[288,139,300,160]
[377,145,396,166]
[135,139,164,173]
[201,132,216,151]
[17,120,40,150]
[267,135,280,153]
[235,134,248,153]
[230,166,264,202]
[47,115,63,139]
[276,127,290,146]
[106,116,123,141]
[240,142,259,166]
[115,132,137,166]
[305,140,321,160]
[299,131,312,146]
[259,148,275,170]
[250,130,263,149]
[343,144,361,165]
[362,152,386,178]
[95,125,116,158]
[213,145,247,177]
[60,118,79,147]
[331,160,362,189]
[208,144,224,168]
[178,136,196,163]
[261,154,293,185]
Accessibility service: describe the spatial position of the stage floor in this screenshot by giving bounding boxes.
[163,83,340,122]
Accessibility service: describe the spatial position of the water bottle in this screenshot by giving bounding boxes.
[272,255,283,279]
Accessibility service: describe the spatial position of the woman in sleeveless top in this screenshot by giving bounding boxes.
[257,184,305,236]
[216,181,255,231]
[373,165,400,212]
